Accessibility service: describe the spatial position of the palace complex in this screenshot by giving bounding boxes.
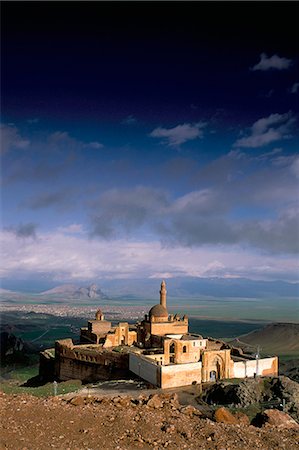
[40,281,278,388]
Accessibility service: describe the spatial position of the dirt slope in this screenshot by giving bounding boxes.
[230,322,299,356]
[1,392,298,450]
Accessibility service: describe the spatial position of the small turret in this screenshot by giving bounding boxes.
[95,308,104,321]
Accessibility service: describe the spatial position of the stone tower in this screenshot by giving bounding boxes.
[160,280,167,309]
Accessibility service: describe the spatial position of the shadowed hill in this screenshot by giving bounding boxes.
[230,323,299,356]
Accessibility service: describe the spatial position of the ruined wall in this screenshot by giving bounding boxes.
[233,357,278,378]
[129,353,160,386]
[160,362,202,388]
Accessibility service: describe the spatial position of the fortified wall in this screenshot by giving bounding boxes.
[54,339,129,383]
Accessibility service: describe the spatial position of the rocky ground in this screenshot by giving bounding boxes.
[202,376,299,422]
[1,391,298,450]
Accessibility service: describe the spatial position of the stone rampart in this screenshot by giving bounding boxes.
[55,340,129,382]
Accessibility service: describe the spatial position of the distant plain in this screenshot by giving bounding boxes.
[1,293,298,344]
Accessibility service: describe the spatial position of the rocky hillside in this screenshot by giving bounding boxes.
[0,332,30,365]
[0,391,298,449]
[203,376,299,422]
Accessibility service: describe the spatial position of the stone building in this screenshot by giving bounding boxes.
[80,308,112,344]
[42,280,278,387]
[80,308,137,348]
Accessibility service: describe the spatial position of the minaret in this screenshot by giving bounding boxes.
[160,280,167,308]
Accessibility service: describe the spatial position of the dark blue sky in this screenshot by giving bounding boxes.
[3,2,298,122]
[1,2,299,284]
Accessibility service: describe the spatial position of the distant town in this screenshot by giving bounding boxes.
[0,303,147,322]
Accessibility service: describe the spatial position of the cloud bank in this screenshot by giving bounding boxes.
[1,229,298,282]
[89,182,299,255]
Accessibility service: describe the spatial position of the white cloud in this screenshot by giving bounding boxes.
[234,112,295,148]
[169,189,224,215]
[254,148,282,161]
[1,123,30,154]
[1,229,298,282]
[251,53,292,71]
[150,122,206,147]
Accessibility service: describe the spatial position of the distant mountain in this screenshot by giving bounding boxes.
[39,283,108,300]
[0,288,27,302]
[39,284,80,295]
[1,277,298,303]
[99,277,299,299]
[0,288,16,295]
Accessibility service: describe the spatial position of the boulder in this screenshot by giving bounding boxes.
[253,409,299,429]
[147,394,164,409]
[69,396,85,406]
[214,407,238,424]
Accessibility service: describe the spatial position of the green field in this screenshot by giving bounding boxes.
[169,296,298,323]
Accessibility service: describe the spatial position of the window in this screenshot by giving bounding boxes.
[183,345,187,353]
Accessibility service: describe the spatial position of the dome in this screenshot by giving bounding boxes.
[149,304,168,319]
